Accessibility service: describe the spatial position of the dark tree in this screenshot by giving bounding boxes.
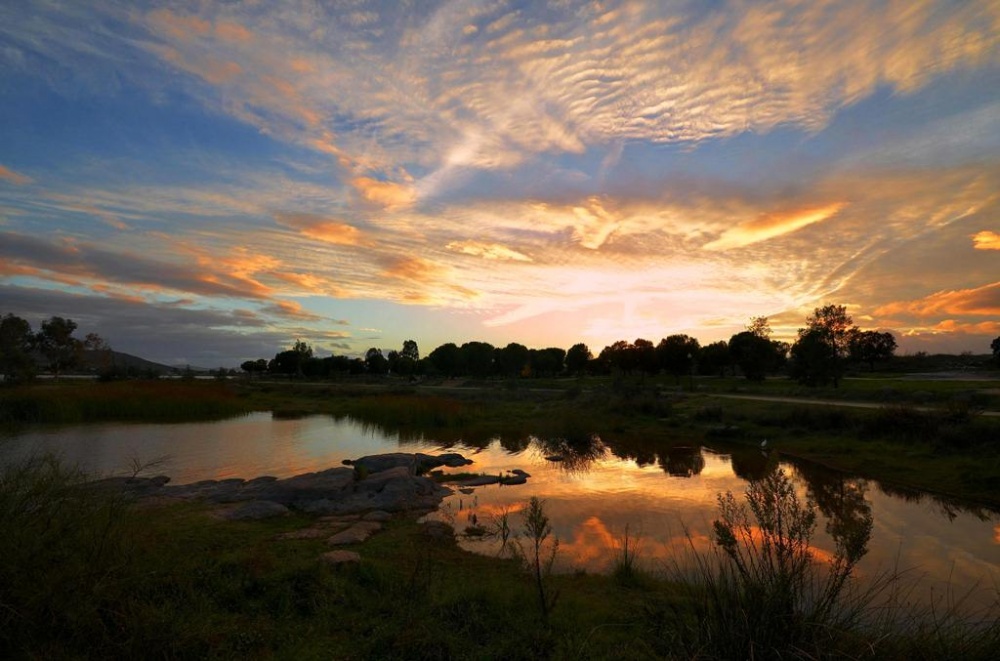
[634,338,658,377]
[36,316,84,379]
[697,340,730,377]
[656,334,700,383]
[565,343,592,375]
[991,336,1000,366]
[792,305,859,387]
[365,347,388,375]
[401,339,419,362]
[728,331,779,381]
[497,342,530,377]
[848,330,897,371]
[427,343,462,377]
[0,313,36,384]
[395,339,420,375]
[790,328,840,386]
[599,340,636,375]
[460,341,495,378]
[529,347,566,377]
[270,340,313,376]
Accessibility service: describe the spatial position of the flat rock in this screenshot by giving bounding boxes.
[327,521,382,545]
[276,527,330,540]
[362,510,392,522]
[419,520,454,542]
[321,550,361,566]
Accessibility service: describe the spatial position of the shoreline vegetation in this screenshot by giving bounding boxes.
[2,377,999,657]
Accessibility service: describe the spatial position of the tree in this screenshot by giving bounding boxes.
[656,334,700,383]
[365,347,388,375]
[789,328,839,386]
[529,347,566,377]
[0,313,35,384]
[427,343,462,377]
[565,343,592,375]
[848,330,897,371]
[747,316,772,338]
[634,338,658,377]
[401,339,419,362]
[991,336,1000,366]
[791,305,859,387]
[729,331,780,381]
[600,340,636,375]
[497,342,530,377]
[460,341,495,378]
[697,340,731,377]
[270,340,313,377]
[36,316,84,379]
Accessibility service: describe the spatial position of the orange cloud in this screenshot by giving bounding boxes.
[875,282,1000,318]
[215,21,253,43]
[381,256,439,282]
[352,177,417,209]
[275,212,366,246]
[269,271,348,297]
[0,165,32,186]
[147,9,211,42]
[260,300,322,321]
[973,231,1000,250]
[704,203,846,251]
[446,240,532,262]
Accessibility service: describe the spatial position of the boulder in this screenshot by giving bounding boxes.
[327,521,382,545]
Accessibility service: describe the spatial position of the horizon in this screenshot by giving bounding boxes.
[2,1,998,366]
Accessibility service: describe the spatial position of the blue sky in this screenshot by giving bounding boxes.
[1,0,998,366]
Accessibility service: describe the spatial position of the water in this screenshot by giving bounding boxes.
[2,413,998,610]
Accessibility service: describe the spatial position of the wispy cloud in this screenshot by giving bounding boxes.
[0,165,32,186]
[972,230,1000,250]
[875,282,1000,318]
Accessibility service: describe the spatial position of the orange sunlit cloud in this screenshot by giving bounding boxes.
[275,212,366,246]
[875,282,1000,318]
[972,230,1000,250]
[352,177,417,209]
[703,203,846,251]
[0,165,33,186]
[446,240,532,262]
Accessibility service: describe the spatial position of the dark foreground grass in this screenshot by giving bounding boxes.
[0,380,252,426]
[3,456,998,660]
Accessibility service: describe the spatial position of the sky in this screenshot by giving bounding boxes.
[1,0,998,367]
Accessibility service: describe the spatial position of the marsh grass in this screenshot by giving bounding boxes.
[0,381,249,426]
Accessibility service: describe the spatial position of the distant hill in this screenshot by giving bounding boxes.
[78,350,185,376]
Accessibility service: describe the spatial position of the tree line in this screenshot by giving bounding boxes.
[246,305,917,387]
[0,314,110,384]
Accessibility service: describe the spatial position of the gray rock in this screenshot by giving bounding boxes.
[351,453,417,475]
[321,550,361,565]
[362,510,392,522]
[419,520,454,542]
[222,500,290,520]
[327,521,382,545]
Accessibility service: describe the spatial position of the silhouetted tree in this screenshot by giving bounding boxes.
[460,341,495,378]
[657,334,700,383]
[848,330,897,371]
[634,338,658,377]
[729,331,779,381]
[0,313,35,384]
[991,336,1000,366]
[395,339,420,375]
[565,343,592,375]
[401,339,419,362]
[529,347,566,377]
[427,343,462,377]
[791,305,858,387]
[270,340,313,377]
[600,340,636,375]
[365,347,388,375]
[497,342,530,377]
[36,316,84,379]
[697,340,731,377]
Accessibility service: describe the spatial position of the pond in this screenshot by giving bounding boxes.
[3,412,998,611]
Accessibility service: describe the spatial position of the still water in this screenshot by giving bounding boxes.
[3,412,998,610]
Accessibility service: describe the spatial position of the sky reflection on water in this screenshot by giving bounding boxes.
[3,413,997,610]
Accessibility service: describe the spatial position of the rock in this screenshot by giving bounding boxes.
[544,455,565,462]
[450,475,500,487]
[351,453,417,475]
[362,510,392,522]
[509,469,530,478]
[355,465,413,491]
[327,521,382,545]
[501,474,527,485]
[458,488,475,495]
[222,500,290,521]
[276,527,330,540]
[321,550,361,566]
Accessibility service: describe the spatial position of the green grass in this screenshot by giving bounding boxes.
[3,456,997,659]
[0,380,252,426]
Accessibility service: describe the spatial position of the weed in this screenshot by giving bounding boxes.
[513,496,560,622]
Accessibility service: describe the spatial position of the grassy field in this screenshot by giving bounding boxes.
[2,455,997,659]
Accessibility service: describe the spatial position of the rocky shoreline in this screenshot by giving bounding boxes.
[93,451,527,521]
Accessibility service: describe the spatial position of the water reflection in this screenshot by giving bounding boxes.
[2,413,997,610]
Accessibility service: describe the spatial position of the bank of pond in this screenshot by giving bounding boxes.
[2,404,999,658]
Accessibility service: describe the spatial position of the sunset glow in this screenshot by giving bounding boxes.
[1,1,998,364]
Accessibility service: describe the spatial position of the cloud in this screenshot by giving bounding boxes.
[0,165,32,185]
[380,256,440,282]
[875,282,1000,318]
[703,203,846,251]
[446,240,532,262]
[972,230,1000,250]
[351,177,417,209]
[275,212,366,246]
[258,300,323,322]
